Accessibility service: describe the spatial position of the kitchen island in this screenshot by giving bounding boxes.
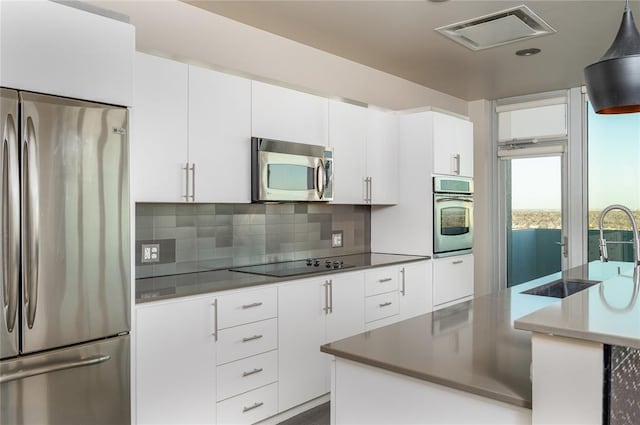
[321,261,636,424]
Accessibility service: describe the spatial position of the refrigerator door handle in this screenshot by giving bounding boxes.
[22,116,40,329]
[2,112,19,333]
[0,354,111,384]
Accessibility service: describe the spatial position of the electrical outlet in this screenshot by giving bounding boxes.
[331,231,343,248]
[141,243,160,264]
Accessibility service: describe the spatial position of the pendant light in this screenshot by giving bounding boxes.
[584,0,640,114]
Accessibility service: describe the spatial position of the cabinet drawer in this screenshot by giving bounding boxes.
[217,318,278,365]
[217,350,278,402]
[365,292,399,323]
[218,287,277,330]
[365,267,399,296]
[433,255,474,306]
[217,382,278,425]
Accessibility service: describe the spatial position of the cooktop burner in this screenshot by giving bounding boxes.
[230,258,354,278]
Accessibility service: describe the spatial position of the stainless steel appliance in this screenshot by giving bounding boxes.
[252,137,333,202]
[0,89,130,425]
[231,257,352,277]
[433,176,473,257]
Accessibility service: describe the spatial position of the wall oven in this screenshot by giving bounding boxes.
[252,137,333,202]
[433,176,473,257]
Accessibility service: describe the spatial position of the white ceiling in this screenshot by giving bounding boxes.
[184,0,635,101]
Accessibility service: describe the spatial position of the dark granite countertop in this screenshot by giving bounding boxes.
[320,261,631,409]
[136,252,429,303]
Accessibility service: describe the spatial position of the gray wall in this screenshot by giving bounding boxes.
[135,203,370,278]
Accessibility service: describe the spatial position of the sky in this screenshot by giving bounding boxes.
[509,104,640,211]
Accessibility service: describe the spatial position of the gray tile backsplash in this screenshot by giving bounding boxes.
[135,203,371,278]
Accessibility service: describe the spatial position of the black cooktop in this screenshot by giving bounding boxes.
[230,258,354,278]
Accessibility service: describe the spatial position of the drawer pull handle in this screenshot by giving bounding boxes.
[452,260,463,265]
[378,278,393,283]
[242,402,264,413]
[242,368,264,377]
[242,302,263,309]
[379,302,392,307]
[242,334,263,343]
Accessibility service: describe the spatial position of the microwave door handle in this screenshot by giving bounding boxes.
[316,161,326,199]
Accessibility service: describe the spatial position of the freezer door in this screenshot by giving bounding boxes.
[20,92,130,354]
[0,334,130,425]
[0,89,20,360]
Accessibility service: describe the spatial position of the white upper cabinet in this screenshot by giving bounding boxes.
[134,53,188,202]
[251,81,329,146]
[432,111,473,177]
[329,101,368,204]
[329,102,399,205]
[133,53,251,203]
[367,108,399,204]
[188,65,251,203]
[1,0,134,106]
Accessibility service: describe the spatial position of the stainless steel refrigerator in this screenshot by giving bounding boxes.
[0,89,131,424]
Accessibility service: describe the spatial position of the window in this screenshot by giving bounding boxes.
[587,106,640,262]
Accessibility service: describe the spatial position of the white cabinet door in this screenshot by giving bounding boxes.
[328,100,367,204]
[367,109,399,205]
[399,261,433,321]
[133,53,188,202]
[188,65,251,203]
[0,0,134,106]
[432,112,473,177]
[432,254,474,307]
[136,297,216,425]
[251,81,328,146]
[278,279,327,412]
[325,273,365,343]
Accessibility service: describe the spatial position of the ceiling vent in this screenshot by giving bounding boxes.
[435,5,556,51]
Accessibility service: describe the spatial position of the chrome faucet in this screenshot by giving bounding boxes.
[598,204,640,265]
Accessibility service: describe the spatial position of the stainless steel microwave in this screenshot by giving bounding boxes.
[252,137,334,202]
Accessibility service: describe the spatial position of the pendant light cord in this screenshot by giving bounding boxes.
[626,0,630,12]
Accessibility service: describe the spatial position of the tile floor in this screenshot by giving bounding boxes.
[277,402,330,425]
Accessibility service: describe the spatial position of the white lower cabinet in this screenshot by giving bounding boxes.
[136,263,432,424]
[135,296,217,425]
[216,318,278,365]
[278,272,365,412]
[216,350,278,402]
[432,254,474,307]
[217,382,278,425]
[399,261,433,321]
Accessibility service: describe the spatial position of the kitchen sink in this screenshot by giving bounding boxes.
[521,279,601,299]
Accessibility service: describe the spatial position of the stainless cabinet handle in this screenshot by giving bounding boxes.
[242,368,264,377]
[2,111,19,334]
[452,260,463,265]
[323,280,330,314]
[379,302,392,307]
[242,334,263,343]
[22,116,39,329]
[400,268,406,296]
[211,300,218,341]
[330,280,334,313]
[0,354,110,384]
[378,278,393,283]
[368,176,372,203]
[242,402,264,413]
[242,302,263,309]
[190,163,196,201]
[182,162,190,201]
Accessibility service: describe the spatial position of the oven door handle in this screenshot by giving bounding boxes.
[435,197,473,203]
